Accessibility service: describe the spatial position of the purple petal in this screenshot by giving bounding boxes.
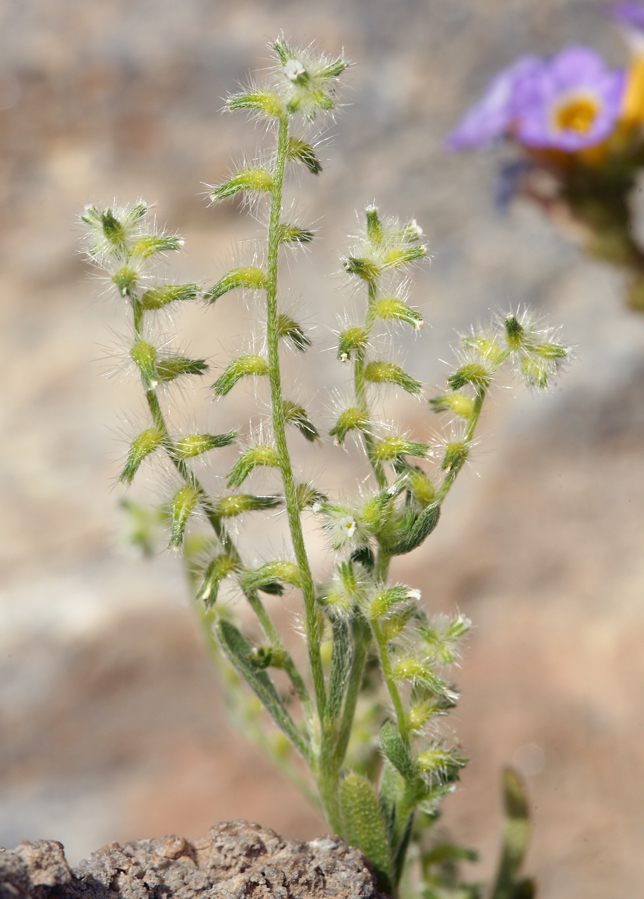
[607,1,644,31]
[445,55,542,150]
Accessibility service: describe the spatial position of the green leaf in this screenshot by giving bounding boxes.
[327,618,352,721]
[216,619,311,762]
[379,721,416,781]
[340,773,392,894]
[489,768,532,899]
[384,503,440,556]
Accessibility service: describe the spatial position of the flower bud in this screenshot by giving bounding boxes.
[156,355,208,382]
[227,89,284,118]
[130,234,183,259]
[140,283,199,310]
[277,314,311,352]
[214,494,281,517]
[372,296,423,330]
[279,223,315,244]
[337,326,368,361]
[241,561,302,593]
[226,445,280,488]
[441,441,469,471]
[366,584,419,621]
[286,137,322,174]
[213,355,269,396]
[447,362,491,390]
[130,340,158,390]
[373,436,428,462]
[391,658,448,696]
[174,431,237,459]
[210,168,274,202]
[205,267,267,303]
[120,427,163,484]
[168,484,200,547]
[196,554,239,606]
[329,407,369,444]
[364,361,422,395]
[112,266,138,297]
[283,400,320,442]
[429,391,475,419]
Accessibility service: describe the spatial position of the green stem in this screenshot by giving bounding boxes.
[371,617,408,745]
[264,115,327,723]
[334,618,372,766]
[436,385,487,504]
[355,281,387,490]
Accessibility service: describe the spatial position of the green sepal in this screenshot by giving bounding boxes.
[227,90,283,117]
[391,658,449,697]
[216,619,311,762]
[344,257,380,282]
[373,437,428,462]
[120,427,163,484]
[534,341,568,360]
[277,314,311,351]
[448,363,490,390]
[140,283,199,310]
[98,208,126,251]
[366,206,383,245]
[337,326,367,361]
[379,720,416,781]
[367,585,414,621]
[156,356,208,382]
[211,169,274,201]
[213,355,268,396]
[130,340,158,389]
[214,494,282,518]
[340,773,392,894]
[283,400,319,442]
[286,137,322,174]
[383,503,440,556]
[205,267,267,303]
[327,617,353,720]
[196,554,239,607]
[168,484,200,547]
[504,315,524,350]
[226,445,280,488]
[429,391,475,419]
[372,296,423,330]
[329,407,369,444]
[489,768,532,899]
[240,561,302,594]
[364,361,422,395]
[131,234,183,259]
[112,266,138,297]
[441,441,469,472]
[174,431,237,459]
[381,244,426,270]
[295,482,327,511]
[279,223,315,244]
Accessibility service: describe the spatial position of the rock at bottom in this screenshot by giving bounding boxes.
[0,820,384,899]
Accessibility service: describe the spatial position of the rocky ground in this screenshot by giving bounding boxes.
[1,1,644,897]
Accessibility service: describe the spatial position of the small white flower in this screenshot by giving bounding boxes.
[338,515,356,538]
[284,58,306,82]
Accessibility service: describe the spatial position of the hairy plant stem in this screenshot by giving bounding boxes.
[371,617,409,745]
[264,115,337,823]
[354,281,387,490]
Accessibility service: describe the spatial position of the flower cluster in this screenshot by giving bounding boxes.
[446,4,644,312]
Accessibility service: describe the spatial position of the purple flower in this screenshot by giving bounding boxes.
[512,46,625,151]
[608,2,644,32]
[445,55,542,149]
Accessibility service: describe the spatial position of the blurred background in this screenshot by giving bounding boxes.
[1,1,644,897]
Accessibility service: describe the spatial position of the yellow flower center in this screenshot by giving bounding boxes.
[552,94,599,134]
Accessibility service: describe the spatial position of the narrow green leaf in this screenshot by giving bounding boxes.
[217,620,311,762]
[379,721,416,781]
[327,618,352,721]
[489,768,532,899]
[384,503,440,556]
[340,773,392,894]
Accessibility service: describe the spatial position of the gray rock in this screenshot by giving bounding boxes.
[0,822,383,899]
